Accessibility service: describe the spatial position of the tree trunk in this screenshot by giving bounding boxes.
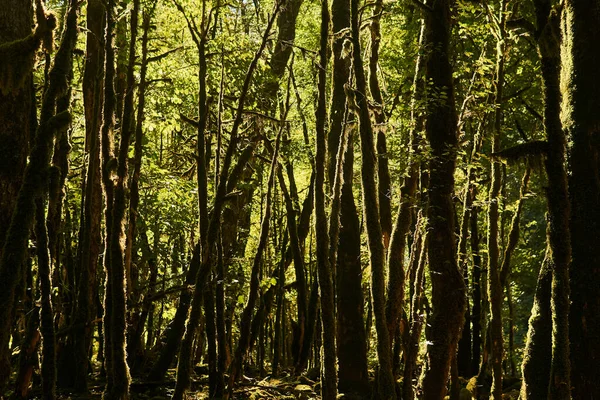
[368,0,392,249]
[520,255,553,399]
[271,234,287,375]
[147,243,200,381]
[124,7,152,374]
[385,10,424,356]
[35,197,56,400]
[13,308,40,400]
[402,221,427,400]
[0,2,77,393]
[349,0,395,395]
[560,2,600,398]
[471,201,483,376]
[59,0,103,391]
[227,128,282,391]
[174,9,279,398]
[314,0,337,397]
[100,0,118,394]
[327,0,368,392]
[102,0,140,396]
[419,1,467,398]
[0,2,40,390]
[485,3,508,398]
[499,169,530,289]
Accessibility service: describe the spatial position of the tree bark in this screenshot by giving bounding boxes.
[58,0,104,390]
[402,219,427,400]
[124,6,152,374]
[349,0,395,395]
[173,8,280,398]
[0,2,77,393]
[560,1,600,398]
[314,0,337,397]
[419,1,467,398]
[0,2,44,390]
[368,0,392,249]
[35,196,56,400]
[471,200,483,376]
[227,128,282,391]
[327,0,368,392]
[385,12,424,355]
[520,255,553,399]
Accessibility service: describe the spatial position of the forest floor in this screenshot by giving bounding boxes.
[26,369,320,399]
[23,366,525,399]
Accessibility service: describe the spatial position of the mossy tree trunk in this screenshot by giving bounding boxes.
[368,0,392,249]
[471,199,483,375]
[385,8,425,361]
[456,102,486,381]
[314,0,337,396]
[101,0,140,396]
[228,129,283,390]
[175,8,280,398]
[485,3,508,398]
[349,0,395,395]
[124,5,152,374]
[99,0,118,394]
[538,8,571,397]
[419,0,467,398]
[0,1,77,394]
[402,220,427,400]
[327,0,368,392]
[35,197,56,400]
[520,255,553,399]
[561,1,600,398]
[269,0,307,372]
[520,4,572,397]
[0,1,38,391]
[58,0,104,391]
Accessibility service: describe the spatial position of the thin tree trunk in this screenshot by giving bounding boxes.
[13,308,41,400]
[124,6,152,374]
[499,168,530,289]
[402,221,427,400]
[35,198,56,400]
[486,3,508,398]
[368,0,392,249]
[385,12,425,353]
[124,4,153,330]
[100,0,118,391]
[506,285,516,378]
[520,255,553,399]
[214,52,227,398]
[103,0,140,396]
[204,282,218,397]
[59,0,104,391]
[215,235,226,396]
[471,201,483,376]
[271,234,288,375]
[227,128,283,391]
[314,0,336,397]
[173,8,280,398]
[349,0,395,395]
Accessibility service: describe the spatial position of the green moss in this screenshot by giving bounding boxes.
[0,0,56,94]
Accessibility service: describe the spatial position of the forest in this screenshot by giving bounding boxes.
[0,0,599,398]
